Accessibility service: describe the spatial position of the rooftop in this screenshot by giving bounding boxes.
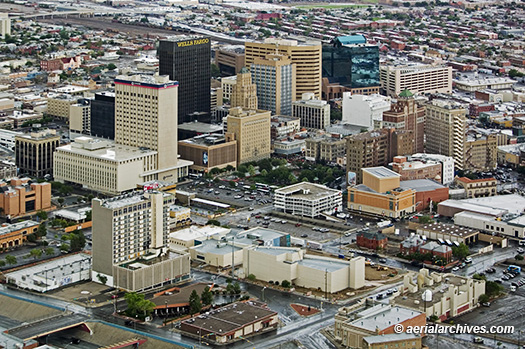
[418,222,478,238]
[249,246,299,256]
[170,225,230,242]
[349,304,422,332]
[400,179,446,192]
[363,167,401,179]
[178,122,223,133]
[191,239,242,255]
[101,191,170,209]
[57,138,157,162]
[364,333,420,345]
[152,283,212,308]
[0,220,39,237]
[456,177,496,183]
[274,182,341,200]
[297,257,349,273]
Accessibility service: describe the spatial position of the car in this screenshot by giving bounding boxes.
[459,262,467,269]
[464,257,472,264]
[494,279,502,284]
[281,220,287,224]
[218,185,225,189]
[482,302,491,307]
[264,216,271,220]
[376,293,383,299]
[485,268,496,273]
[473,337,484,344]
[125,320,133,326]
[320,228,329,233]
[518,248,525,254]
[249,207,254,211]
[386,289,394,295]
[295,223,302,227]
[452,266,460,272]
[301,234,308,238]
[378,258,387,263]
[502,275,510,281]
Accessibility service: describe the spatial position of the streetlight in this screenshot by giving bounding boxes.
[261,287,267,302]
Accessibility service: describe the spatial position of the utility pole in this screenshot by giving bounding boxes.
[231,236,235,280]
[325,269,328,300]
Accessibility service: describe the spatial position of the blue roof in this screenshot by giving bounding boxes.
[335,35,367,45]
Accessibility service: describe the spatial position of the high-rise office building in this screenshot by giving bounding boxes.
[158,36,211,123]
[382,89,425,154]
[0,14,10,38]
[90,91,115,140]
[226,107,271,165]
[322,35,380,99]
[231,67,258,110]
[425,100,467,170]
[215,45,245,76]
[69,99,91,135]
[91,191,190,291]
[114,74,178,171]
[346,128,413,184]
[245,38,322,101]
[380,64,452,97]
[15,129,60,178]
[292,93,331,130]
[251,54,295,115]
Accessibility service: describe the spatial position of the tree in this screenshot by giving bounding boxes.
[189,290,202,315]
[36,210,48,221]
[452,243,469,260]
[5,255,16,265]
[207,219,221,226]
[201,286,213,306]
[281,280,291,288]
[233,282,241,294]
[210,63,220,78]
[330,109,342,122]
[57,197,65,205]
[140,17,149,23]
[124,292,156,318]
[97,274,108,285]
[60,243,70,252]
[30,248,42,259]
[472,273,487,281]
[107,63,117,71]
[248,165,256,177]
[418,215,433,224]
[70,232,86,252]
[516,254,524,261]
[36,222,47,238]
[478,294,490,303]
[247,274,256,281]
[45,247,55,256]
[0,260,5,267]
[486,280,504,297]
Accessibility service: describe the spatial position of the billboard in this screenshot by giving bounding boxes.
[347,172,357,186]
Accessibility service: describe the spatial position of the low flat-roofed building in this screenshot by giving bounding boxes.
[274,182,342,218]
[0,220,40,250]
[396,268,485,320]
[169,225,230,250]
[416,222,479,245]
[0,178,53,218]
[454,211,525,239]
[180,301,278,345]
[178,133,237,173]
[399,179,449,212]
[178,122,224,141]
[4,253,92,292]
[189,238,243,268]
[334,303,425,348]
[391,156,442,184]
[169,205,191,229]
[438,194,525,218]
[243,246,365,293]
[273,138,306,155]
[363,333,422,349]
[151,282,212,318]
[454,77,517,92]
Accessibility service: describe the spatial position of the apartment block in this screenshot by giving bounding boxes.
[251,54,296,115]
[305,136,346,163]
[245,39,322,101]
[424,100,467,170]
[292,93,331,130]
[226,107,271,165]
[69,99,91,135]
[46,95,77,119]
[455,177,497,198]
[92,191,190,292]
[221,75,237,101]
[382,90,425,153]
[464,133,497,172]
[380,64,452,97]
[0,13,10,38]
[15,129,60,178]
[0,178,52,218]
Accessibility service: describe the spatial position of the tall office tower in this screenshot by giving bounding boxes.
[226,107,271,165]
[115,74,178,171]
[90,91,115,139]
[382,89,425,153]
[92,191,190,291]
[341,92,391,130]
[0,13,10,38]
[158,36,211,123]
[15,129,60,178]
[346,128,412,184]
[251,54,296,115]
[245,38,322,101]
[69,99,91,135]
[292,93,331,130]
[425,100,467,170]
[215,45,245,76]
[231,67,258,110]
[322,35,380,99]
[380,64,452,97]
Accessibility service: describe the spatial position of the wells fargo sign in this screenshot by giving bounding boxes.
[177,38,210,47]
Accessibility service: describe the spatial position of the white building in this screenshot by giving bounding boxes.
[454,77,517,92]
[410,153,455,185]
[274,182,342,218]
[380,64,452,97]
[0,13,11,38]
[341,93,391,130]
[292,93,331,130]
[454,211,525,239]
[0,129,22,151]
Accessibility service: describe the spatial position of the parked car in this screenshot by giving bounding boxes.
[485,268,496,274]
[464,257,473,263]
[378,258,387,263]
[452,266,460,272]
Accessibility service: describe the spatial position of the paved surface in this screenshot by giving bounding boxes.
[7,313,88,340]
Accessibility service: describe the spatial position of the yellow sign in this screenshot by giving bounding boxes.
[177,38,209,47]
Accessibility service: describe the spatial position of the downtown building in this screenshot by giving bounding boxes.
[245,38,322,101]
[292,93,331,130]
[380,64,452,97]
[15,129,60,178]
[54,74,192,195]
[92,191,190,292]
[158,36,211,123]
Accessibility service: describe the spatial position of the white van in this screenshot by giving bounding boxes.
[519,240,525,246]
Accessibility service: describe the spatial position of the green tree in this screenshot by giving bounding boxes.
[60,243,70,252]
[70,232,86,252]
[36,222,47,238]
[478,294,490,303]
[0,260,5,267]
[418,215,433,224]
[330,109,342,122]
[207,219,221,226]
[281,280,291,288]
[30,248,42,259]
[140,17,149,23]
[472,273,487,281]
[107,63,117,71]
[97,274,108,285]
[36,210,48,221]
[233,281,241,294]
[189,289,202,315]
[248,165,256,177]
[44,247,55,255]
[452,243,470,260]
[229,180,237,187]
[260,169,268,177]
[516,254,524,261]
[486,280,504,297]
[57,197,65,205]
[247,274,256,281]
[201,286,213,306]
[5,255,16,265]
[124,292,156,318]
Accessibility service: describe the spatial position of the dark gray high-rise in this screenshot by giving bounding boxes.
[158,36,211,124]
[90,91,115,139]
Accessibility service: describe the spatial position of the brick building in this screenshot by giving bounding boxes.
[356,232,388,250]
[419,241,453,263]
[0,178,53,217]
[399,179,449,212]
[391,156,442,183]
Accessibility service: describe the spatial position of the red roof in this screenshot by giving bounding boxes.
[457,177,496,183]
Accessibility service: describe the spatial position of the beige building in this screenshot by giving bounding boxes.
[274,182,343,218]
[425,100,467,170]
[221,75,237,101]
[243,246,365,293]
[245,38,322,101]
[92,191,191,292]
[230,67,257,110]
[169,225,229,251]
[15,129,60,178]
[47,95,77,119]
[178,134,237,173]
[380,64,452,97]
[226,107,271,165]
[215,45,245,75]
[292,93,331,130]
[305,136,346,163]
[54,137,158,195]
[69,99,91,134]
[0,13,10,38]
[455,177,497,199]
[464,134,497,172]
[397,268,485,320]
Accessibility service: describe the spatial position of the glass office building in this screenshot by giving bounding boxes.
[322,35,380,90]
